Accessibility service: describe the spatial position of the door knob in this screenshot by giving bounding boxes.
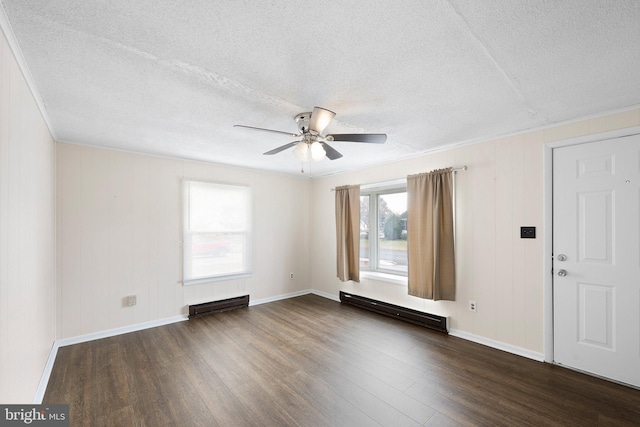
[557,269,567,277]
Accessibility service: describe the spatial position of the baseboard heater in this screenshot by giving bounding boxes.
[188,295,250,319]
[339,291,448,333]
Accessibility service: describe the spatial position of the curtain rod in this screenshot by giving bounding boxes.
[330,165,467,191]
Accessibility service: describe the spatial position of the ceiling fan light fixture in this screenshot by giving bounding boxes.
[310,141,326,161]
[293,141,309,161]
[309,107,336,134]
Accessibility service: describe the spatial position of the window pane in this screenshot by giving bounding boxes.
[184,181,252,282]
[188,232,248,280]
[377,192,407,273]
[359,195,370,268]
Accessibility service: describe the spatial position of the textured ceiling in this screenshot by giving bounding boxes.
[2,0,640,176]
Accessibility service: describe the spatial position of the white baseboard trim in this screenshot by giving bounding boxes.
[249,289,314,306]
[56,290,334,349]
[33,341,59,404]
[248,289,340,305]
[253,291,544,362]
[449,329,545,362]
[56,315,188,348]
[310,289,340,302]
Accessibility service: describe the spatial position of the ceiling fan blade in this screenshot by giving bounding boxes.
[321,142,343,160]
[309,107,336,134]
[326,133,387,143]
[234,124,299,137]
[264,141,299,155]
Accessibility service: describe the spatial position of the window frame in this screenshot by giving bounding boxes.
[182,180,252,285]
[360,181,408,277]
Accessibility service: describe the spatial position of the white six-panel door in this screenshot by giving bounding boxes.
[553,134,640,388]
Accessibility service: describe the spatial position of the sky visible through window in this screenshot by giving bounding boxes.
[382,192,406,215]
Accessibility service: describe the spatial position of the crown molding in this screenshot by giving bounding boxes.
[0,3,57,140]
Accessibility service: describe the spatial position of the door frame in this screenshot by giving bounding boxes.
[543,125,640,363]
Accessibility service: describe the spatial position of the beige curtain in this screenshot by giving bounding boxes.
[335,185,360,282]
[407,168,455,300]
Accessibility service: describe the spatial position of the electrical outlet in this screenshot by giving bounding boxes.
[290,272,294,280]
[469,300,477,312]
[520,226,536,239]
[126,295,137,306]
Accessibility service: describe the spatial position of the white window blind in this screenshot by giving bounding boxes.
[183,180,252,284]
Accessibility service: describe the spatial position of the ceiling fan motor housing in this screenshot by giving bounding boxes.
[294,112,311,134]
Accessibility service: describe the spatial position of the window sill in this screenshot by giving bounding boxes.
[184,272,252,286]
[360,271,408,286]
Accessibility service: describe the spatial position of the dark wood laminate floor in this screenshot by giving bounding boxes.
[44,295,640,426]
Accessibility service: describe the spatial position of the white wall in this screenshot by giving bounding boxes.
[1,2,638,402]
[56,143,311,339]
[0,30,56,402]
[310,108,640,355]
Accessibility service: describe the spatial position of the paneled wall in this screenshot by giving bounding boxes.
[310,108,640,355]
[56,144,311,339]
[0,31,56,402]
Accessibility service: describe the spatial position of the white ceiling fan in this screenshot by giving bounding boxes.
[234,107,387,163]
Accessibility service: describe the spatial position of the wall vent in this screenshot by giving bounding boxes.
[340,291,448,333]
[188,295,249,319]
